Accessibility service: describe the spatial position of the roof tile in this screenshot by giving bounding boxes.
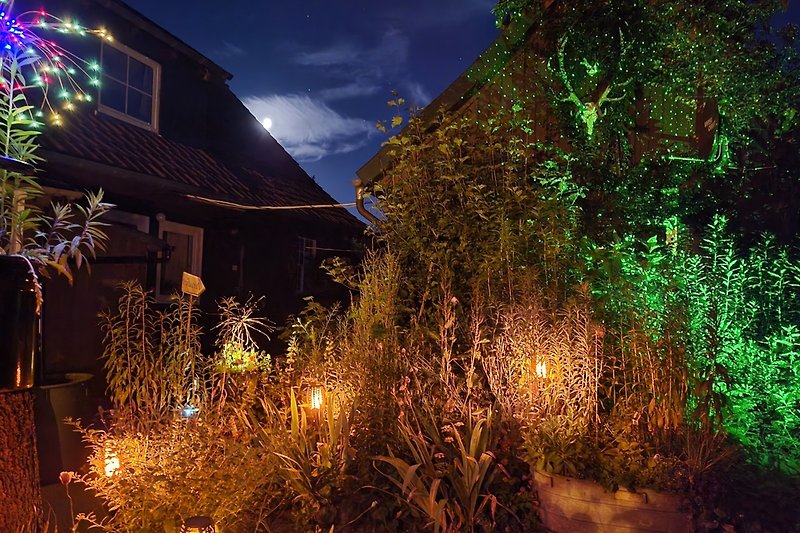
[40,111,361,227]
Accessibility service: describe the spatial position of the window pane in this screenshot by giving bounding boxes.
[160,231,194,296]
[128,58,153,94]
[100,77,126,113]
[127,89,152,124]
[101,45,127,82]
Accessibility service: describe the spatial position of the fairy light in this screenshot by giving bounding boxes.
[0,0,112,125]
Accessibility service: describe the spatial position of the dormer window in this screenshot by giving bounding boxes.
[98,41,160,131]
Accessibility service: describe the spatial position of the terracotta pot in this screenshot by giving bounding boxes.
[534,469,691,533]
[0,255,38,392]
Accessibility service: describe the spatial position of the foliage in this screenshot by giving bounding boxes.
[281,296,340,387]
[370,104,583,350]
[676,217,800,474]
[493,0,797,145]
[0,48,111,281]
[576,216,800,483]
[75,417,277,532]
[323,250,407,454]
[99,282,203,429]
[241,389,356,530]
[487,0,800,243]
[79,284,286,531]
[214,296,273,374]
[375,402,499,533]
[489,297,603,477]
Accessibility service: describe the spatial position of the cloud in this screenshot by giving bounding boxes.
[243,94,374,162]
[294,42,360,67]
[213,40,245,58]
[294,29,409,81]
[319,82,382,101]
[402,81,432,107]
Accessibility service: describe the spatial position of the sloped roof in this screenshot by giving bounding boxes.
[39,110,361,227]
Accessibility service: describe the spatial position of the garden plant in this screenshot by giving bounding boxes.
[68,0,800,531]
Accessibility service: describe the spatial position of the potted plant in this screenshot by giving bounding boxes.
[499,276,699,532]
[0,45,112,384]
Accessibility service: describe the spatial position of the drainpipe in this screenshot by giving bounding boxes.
[352,178,380,225]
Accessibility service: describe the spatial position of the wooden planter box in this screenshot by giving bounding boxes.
[534,469,691,533]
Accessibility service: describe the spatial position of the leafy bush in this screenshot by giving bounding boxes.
[76,284,282,531]
[242,389,356,530]
[77,417,278,531]
[375,401,499,533]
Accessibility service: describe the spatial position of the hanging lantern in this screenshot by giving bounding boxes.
[307,385,324,410]
[180,516,215,533]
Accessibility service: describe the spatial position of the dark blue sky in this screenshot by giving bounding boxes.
[123,0,500,206]
[109,1,799,208]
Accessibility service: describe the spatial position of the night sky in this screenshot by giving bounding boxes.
[122,0,499,207]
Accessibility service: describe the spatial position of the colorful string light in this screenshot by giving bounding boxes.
[0,0,112,126]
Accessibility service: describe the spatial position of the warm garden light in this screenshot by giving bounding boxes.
[104,442,120,477]
[535,360,547,380]
[308,385,324,410]
[180,516,215,533]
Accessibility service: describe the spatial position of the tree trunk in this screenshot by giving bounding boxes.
[0,389,42,531]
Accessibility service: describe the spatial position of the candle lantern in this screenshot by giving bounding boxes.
[180,516,215,533]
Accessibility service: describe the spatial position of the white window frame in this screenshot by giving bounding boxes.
[156,220,203,302]
[98,40,161,132]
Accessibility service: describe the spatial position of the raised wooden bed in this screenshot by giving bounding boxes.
[534,469,691,532]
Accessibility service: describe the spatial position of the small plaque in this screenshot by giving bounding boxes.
[181,272,205,297]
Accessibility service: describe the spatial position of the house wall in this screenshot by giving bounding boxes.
[36,0,362,386]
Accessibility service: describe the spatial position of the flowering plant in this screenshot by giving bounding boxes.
[217,341,270,373]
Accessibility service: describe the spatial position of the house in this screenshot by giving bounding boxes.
[33,0,363,381]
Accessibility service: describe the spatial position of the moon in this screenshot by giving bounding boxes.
[261,117,273,130]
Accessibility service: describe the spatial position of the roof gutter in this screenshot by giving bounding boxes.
[352,178,380,225]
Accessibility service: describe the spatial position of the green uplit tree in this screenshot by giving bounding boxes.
[366,2,799,525]
[480,0,800,485]
[491,0,800,241]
